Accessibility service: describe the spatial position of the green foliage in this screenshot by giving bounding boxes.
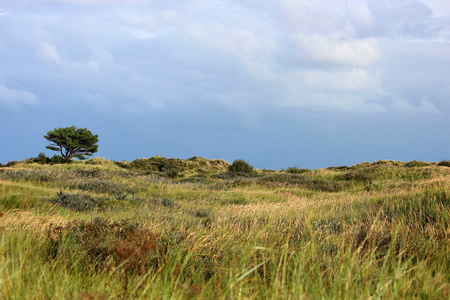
[1,159,450,299]
[284,166,312,174]
[44,126,99,161]
[116,156,230,178]
[372,160,405,167]
[32,152,50,164]
[53,191,105,211]
[405,160,432,167]
[228,159,254,174]
[50,154,63,164]
[6,161,19,167]
[438,160,450,167]
[338,165,432,182]
[45,218,160,275]
[327,165,350,171]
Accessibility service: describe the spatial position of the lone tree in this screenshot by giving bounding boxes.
[44,126,99,161]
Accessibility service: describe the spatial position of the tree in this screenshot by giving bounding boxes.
[44,126,99,161]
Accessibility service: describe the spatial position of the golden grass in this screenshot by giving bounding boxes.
[0,160,449,299]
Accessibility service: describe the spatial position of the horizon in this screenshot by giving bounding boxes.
[2,153,447,171]
[1,1,449,170]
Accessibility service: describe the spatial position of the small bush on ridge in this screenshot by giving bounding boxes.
[50,155,63,164]
[228,159,254,174]
[284,167,311,174]
[438,160,450,167]
[405,160,431,168]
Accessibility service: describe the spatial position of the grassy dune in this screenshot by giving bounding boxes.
[0,158,449,299]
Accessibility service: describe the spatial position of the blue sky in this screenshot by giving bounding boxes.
[1,0,449,169]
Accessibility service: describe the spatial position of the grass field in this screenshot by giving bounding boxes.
[0,157,449,299]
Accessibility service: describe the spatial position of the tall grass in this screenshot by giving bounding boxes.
[0,159,449,298]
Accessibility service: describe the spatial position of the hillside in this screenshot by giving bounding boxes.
[0,157,449,299]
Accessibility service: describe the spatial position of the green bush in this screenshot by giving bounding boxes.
[405,160,431,168]
[228,159,254,174]
[438,160,450,167]
[45,218,160,275]
[6,161,19,167]
[50,155,63,164]
[327,166,350,171]
[284,167,312,174]
[36,152,49,164]
[53,191,104,211]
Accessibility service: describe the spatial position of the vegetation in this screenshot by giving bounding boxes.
[228,159,254,174]
[44,126,99,161]
[0,157,449,299]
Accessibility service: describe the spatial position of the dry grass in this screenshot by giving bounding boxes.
[0,158,449,299]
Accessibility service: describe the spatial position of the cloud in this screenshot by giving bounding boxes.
[272,67,386,114]
[293,34,381,67]
[277,0,346,34]
[0,84,40,111]
[81,90,107,105]
[37,41,102,72]
[391,98,440,114]
[347,0,437,38]
[38,41,61,64]
[0,0,448,118]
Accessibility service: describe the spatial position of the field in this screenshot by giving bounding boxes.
[0,157,449,299]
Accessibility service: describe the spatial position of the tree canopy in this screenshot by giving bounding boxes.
[44,126,99,161]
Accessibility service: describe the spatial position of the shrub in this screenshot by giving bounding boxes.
[6,161,19,167]
[327,166,350,171]
[85,157,112,165]
[50,155,63,164]
[228,159,254,174]
[284,167,311,174]
[350,162,371,169]
[372,160,404,167]
[45,218,160,276]
[53,191,104,211]
[36,152,49,164]
[405,160,431,168]
[438,160,450,167]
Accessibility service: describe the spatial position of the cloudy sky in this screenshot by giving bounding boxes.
[1,0,449,169]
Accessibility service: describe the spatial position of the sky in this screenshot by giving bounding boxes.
[1,0,449,170]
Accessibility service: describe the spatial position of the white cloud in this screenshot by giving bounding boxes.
[81,90,107,105]
[348,0,437,38]
[129,28,158,39]
[190,22,268,59]
[0,0,448,117]
[391,98,440,114]
[37,41,102,72]
[303,68,382,92]
[348,1,376,32]
[278,0,347,34]
[272,67,386,113]
[38,41,61,64]
[293,34,381,67]
[0,84,40,110]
